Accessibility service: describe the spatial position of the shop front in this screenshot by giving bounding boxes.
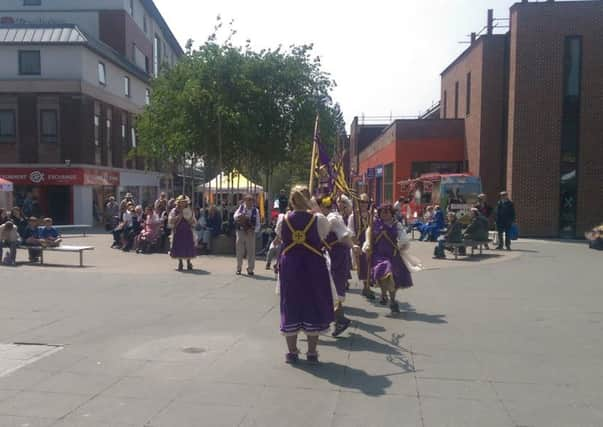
[0,167,119,225]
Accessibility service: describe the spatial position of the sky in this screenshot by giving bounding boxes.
[153,0,521,130]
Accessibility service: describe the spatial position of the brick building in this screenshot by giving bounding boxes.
[0,0,182,224]
[355,119,466,205]
[441,0,603,237]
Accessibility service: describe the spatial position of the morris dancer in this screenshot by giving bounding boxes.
[348,194,375,300]
[277,186,334,364]
[169,195,197,271]
[317,195,354,337]
[363,203,413,313]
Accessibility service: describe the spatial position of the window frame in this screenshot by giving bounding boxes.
[124,76,131,97]
[454,81,459,119]
[466,72,472,116]
[18,50,41,75]
[0,109,17,140]
[98,62,106,85]
[39,109,58,144]
[23,0,42,6]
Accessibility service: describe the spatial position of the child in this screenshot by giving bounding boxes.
[276,185,333,363]
[363,203,414,313]
[22,217,43,262]
[347,193,375,300]
[39,218,62,247]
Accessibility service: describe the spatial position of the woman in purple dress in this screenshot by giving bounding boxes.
[169,195,197,271]
[348,193,375,300]
[363,203,413,313]
[276,186,333,364]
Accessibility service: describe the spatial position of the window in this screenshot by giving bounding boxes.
[466,72,471,115]
[0,110,16,138]
[442,91,447,118]
[124,76,130,97]
[454,81,459,119]
[153,36,160,77]
[131,128,137,148]
[129,0,134,16]
[145,88,150,105]
[383,163,394,203]
[94,115,100,147]
[559,36,582,236]
[40,110,57,143]
[19,51,41,75]
[98,62,106,85]
[23,0,42,5]
[143,14,147,33]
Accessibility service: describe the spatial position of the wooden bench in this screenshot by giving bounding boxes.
[18,245,94,267]
[54,225,93,237]
[447,239,493,260]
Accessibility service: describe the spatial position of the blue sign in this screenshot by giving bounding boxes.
[375,166,384,178]
[366,168,375,178]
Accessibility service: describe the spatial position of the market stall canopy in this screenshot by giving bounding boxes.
[199,170,263,193]
[0,177,14,192]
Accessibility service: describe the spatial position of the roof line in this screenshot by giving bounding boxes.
[141,0,184,56]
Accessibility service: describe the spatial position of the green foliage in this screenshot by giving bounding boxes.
[136,18,345,191]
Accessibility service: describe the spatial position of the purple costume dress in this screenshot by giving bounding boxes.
[370,219,413,289]
[354,213,370,281]
[325,231,351,301]
[279,211,334,335]
[169,208,196,259]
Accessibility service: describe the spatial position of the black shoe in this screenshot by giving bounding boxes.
[236,270,242,275]
[265,264,271,270]
[178,260,183,271]
[390,301,400,313]
[495,246,503,250]
[362,288,376,300]
[379,295,389,306]
[247,270,254,276]
[187,261,193,270]
[332,318,351,337]
[506,247,511,251]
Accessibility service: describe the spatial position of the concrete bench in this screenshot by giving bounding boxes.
[54,225,93,237]
[447,239,493,260]
[18,245,94,267]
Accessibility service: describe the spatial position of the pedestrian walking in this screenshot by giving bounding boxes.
[495,191,516,250]
[168,195,197,271]
[233,194,261,276]
[276,186,334,364]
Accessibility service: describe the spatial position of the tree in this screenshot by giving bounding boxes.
[136,19,345,199]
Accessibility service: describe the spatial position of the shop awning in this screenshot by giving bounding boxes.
[0,177,13,192]
[199,170,263,193]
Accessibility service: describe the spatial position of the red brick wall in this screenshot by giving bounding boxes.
[507,1,603,236]
[358,120,465,201]
[441,34,508,202]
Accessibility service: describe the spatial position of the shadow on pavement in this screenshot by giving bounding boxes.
[296,362,393,396]
[396,302,447,324]
[345,306,379,319]
[178,269,211,275]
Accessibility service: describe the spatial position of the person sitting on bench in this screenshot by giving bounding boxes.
[433,212,463,259]
[21,217,44,262]
[463,208,489,243]
[39,217,62,247]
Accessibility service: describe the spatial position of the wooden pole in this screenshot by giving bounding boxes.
[308,114,319,193]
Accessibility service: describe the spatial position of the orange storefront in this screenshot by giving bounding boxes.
[356,119,466,205]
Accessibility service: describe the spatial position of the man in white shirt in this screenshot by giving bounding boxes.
[233,194,261,276]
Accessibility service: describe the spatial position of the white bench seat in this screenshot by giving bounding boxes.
[18,245,94,267]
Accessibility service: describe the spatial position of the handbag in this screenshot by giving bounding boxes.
[509,223,519,240]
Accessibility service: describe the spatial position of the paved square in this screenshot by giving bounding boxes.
[0,233,601,426]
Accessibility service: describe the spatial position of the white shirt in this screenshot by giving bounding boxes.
[233,204,261,233]
[276,212,329,241]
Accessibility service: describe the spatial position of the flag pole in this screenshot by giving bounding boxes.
[308,114,319,193]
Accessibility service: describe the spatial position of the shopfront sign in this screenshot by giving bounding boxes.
[366,168,376,178]
[0,168,120,186]
[375,166,384,178]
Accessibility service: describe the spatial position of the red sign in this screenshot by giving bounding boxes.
[0,168,120,186]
